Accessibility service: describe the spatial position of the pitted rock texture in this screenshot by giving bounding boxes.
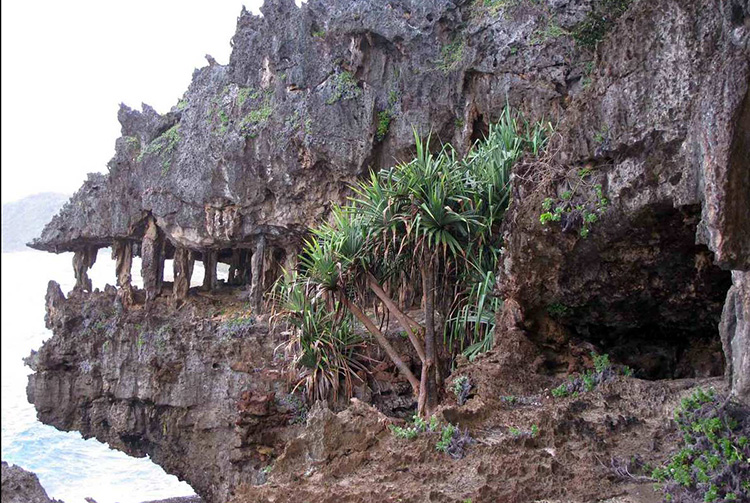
[30,0,605,256]
[236,363,731,503]
[26,282,297,503]
[721,271,750,405]
[23,0,750,500]
[496,0,749,397]
[27,281,417,503]
[1,462,63,503]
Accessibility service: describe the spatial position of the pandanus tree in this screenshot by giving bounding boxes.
[271,106,550,416]
[367,136,482,414]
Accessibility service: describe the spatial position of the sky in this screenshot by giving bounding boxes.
[1,0,271,204]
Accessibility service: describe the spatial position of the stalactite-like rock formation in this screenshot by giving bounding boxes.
[72,246,97,292]
[112,239,134,308]
[141,217,164,303]
[173,247,194,303]
[249,237,266,312]
[24,0,750,502]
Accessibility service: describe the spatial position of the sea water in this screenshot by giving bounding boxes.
[1,249,223,503]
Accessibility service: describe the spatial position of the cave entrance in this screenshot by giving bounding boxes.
[543,203,733,381]
[470,114,489,145]
[578,324,725,380]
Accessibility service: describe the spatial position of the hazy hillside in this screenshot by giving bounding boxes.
[2,193,69,252]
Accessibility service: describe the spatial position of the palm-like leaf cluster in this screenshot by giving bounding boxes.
[270,106,551,408]
[269,270,367,403]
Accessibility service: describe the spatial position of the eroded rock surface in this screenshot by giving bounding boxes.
[1,462,63,503]
[29,0,599,257]
[27,283,295,503]
[24,0,750,501]
[497,0,749,398]
[27,282,415,502]
[721,271,750,405]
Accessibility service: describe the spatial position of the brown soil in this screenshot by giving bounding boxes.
[232,348,726,503]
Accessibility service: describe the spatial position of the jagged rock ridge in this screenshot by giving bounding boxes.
[28,0,597,311]
[25,0,750,502]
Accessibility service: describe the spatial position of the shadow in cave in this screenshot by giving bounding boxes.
[580,324,725,380]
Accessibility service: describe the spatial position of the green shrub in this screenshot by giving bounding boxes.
[508,424,539,439]
[593,352,611,373]
[539,167,608,238]
[552,383,569,398]
[326,70,361,104]
[137,125,181,167]
[125,136,141,150]
[551,352,625,398]
[237,87,253,108]
[452,375,472,405]
[376,109,393,141]
[530,21,568,46]
[651,388,749,502]
[572,0,632,49]
[437,39,464,72]
[391,415,472,458]
[269,271,367,403]
[389,424,420,440]
[436,423,458,452]
[276,106,551,410]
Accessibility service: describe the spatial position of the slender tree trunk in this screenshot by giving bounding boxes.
[342,296,421,395]
[367,272,426,364]
[418,362,429,416]
[421,255,438,414]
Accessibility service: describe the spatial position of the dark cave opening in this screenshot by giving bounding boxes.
[538,203,734,382]
[470,114,489,145]
[582,324,725,380]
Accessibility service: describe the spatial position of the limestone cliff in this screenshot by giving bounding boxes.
[25,0,750,502]
[496,0,750,400]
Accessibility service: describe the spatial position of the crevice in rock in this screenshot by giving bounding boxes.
[470,113,488,145]
[579,325,724,380]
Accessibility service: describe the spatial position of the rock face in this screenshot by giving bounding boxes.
[1,461,63,503]
[27,283,296,503]
[24,0,750,501]
[496,0,749,399]
[721,271,750,405]
[27,282,413,502]
[28,0,603,301]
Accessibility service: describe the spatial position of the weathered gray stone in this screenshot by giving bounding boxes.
[249,236,266,312]
[201,250,218,291]
[1,461,63,503]
[142,217,165,303]
[112,239,134,308]
[28,0,597,262]
[22,0,750,500]
[496,0,749,393]
[72,246,97,292]
[173,247,195,302]
[26,288,291,503]
[720,271,750,404]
